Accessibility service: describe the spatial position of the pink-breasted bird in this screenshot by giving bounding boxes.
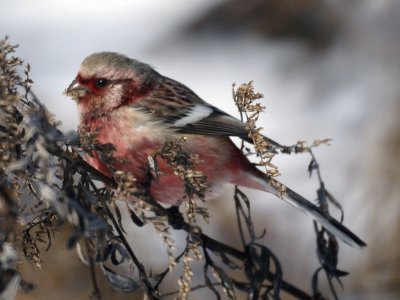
[65,52,365,248]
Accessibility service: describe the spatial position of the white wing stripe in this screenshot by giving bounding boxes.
[173,105,213,127]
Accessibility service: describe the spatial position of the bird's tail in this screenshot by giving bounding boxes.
[282,184,365,248]
[244,171,366,248]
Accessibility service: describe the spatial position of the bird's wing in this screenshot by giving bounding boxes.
[171,108,284,148]
[134,77,283,148]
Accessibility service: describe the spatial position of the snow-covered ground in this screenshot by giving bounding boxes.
[2,0,399,299]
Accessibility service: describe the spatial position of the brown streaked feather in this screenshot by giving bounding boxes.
[132,77,202,116]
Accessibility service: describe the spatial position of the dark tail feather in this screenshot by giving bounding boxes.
[251,170,366,248]
[254,135,366,248]
[283,186,366,248]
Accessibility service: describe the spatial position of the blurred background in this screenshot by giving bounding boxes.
[1,0,400,299]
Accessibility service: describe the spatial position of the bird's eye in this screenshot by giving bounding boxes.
[94,78,110,88]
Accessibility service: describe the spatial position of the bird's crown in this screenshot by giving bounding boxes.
[79,52,152,80]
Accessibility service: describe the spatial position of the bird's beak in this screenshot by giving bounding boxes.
[64,78,89,101]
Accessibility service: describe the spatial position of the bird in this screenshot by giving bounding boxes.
[65,52,365,248]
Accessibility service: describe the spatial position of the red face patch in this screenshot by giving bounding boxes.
[76,74,111,96]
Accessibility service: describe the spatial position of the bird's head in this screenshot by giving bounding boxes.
[65,52,156,118]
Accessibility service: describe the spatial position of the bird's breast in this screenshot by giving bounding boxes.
[81,107,176,180]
